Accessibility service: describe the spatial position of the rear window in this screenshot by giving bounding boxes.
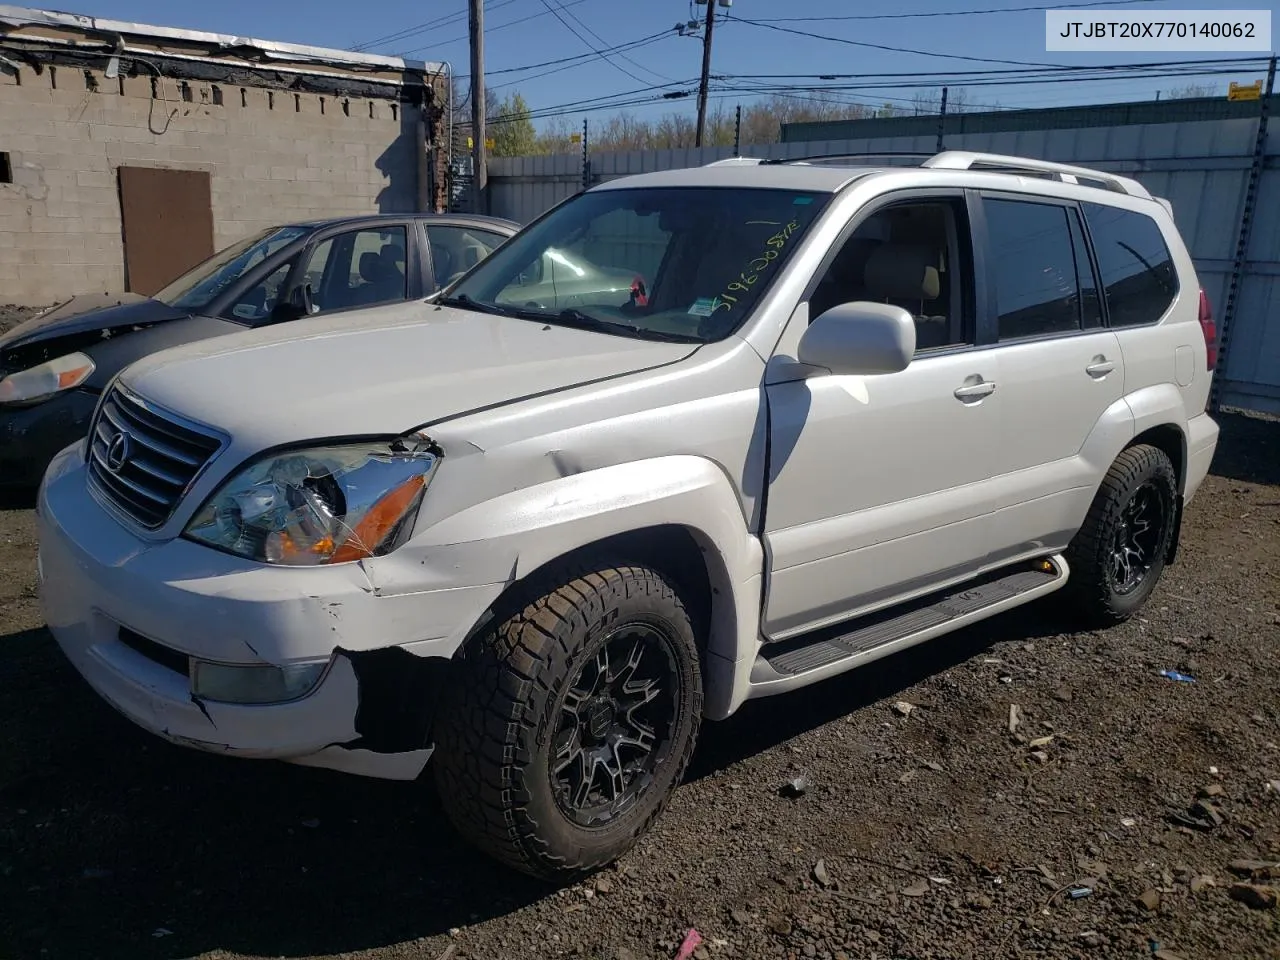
[1081,203,1179,327]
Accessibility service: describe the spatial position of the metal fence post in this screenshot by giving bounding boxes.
[1212,56,1276,413]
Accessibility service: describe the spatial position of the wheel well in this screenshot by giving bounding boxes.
[1129,423,1187,493]
[462,525,718,657]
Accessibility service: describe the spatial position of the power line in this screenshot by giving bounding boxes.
[717,55,1273,83]
[493,56,1272,127]
[454,29,679,84]
[536,0,654,87]
[750,0,1164,23]
[726,15,1067,69]
[547,0,677,84]
[349,0,520,52]
[396,0,593,56]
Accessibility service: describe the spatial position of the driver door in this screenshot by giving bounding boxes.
[761,190,1001,639]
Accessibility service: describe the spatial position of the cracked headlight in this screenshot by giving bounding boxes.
[184,436,440,565]
[0,352,95,406]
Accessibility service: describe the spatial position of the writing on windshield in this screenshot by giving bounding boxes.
[714,217,802,314]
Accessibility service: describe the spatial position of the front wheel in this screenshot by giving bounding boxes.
[1062,444,1178,626]
[433,563,703,881]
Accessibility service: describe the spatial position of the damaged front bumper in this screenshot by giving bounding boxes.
[36,445,504,781]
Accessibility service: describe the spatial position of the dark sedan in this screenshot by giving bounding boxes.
[0,212,518,490]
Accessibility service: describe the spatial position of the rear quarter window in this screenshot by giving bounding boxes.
[1081,202,1179,327]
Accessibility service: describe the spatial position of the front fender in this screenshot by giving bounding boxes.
[368,455,766,720]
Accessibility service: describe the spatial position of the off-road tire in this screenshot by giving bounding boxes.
[433,562,703,881]
[1062,443,1178,626]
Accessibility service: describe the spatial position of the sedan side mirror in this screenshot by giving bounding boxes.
[797,301,916,376]
[289,281,317,316]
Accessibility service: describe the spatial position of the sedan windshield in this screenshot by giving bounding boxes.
[153,226,308,311]
[443,187,831,342]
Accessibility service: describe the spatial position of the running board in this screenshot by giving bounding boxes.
[746,556,1069,699]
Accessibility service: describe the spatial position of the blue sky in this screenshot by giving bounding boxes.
[47,0,1280,126]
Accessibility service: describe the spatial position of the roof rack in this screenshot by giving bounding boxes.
[923,151,1153,200]
[759,151,936,166]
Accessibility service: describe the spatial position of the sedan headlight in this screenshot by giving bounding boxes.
[0,352,95,405]
[184,436,440,565]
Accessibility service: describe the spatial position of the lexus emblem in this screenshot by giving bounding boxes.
[105,431,131,473]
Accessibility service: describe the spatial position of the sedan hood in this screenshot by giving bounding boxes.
[120,300,698,453]
[0,293,188,350]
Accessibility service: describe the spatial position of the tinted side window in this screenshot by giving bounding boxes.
[810,198,973,353]
[985,198,1080,341]
[1081,202,1178,327]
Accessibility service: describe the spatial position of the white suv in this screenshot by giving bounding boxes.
[36,151,1220,880]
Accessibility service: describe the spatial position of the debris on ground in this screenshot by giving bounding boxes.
[1136,889,1162,911]
[1227,859,1280,881]
[1228,882,1278,910]
[1008,703,1023,734]
[1158,669,1196,682]
[812,859,832,888]
[900,879,930,897]
[672,928,702,960]
[892,700,916,718]
[779,776,810,798]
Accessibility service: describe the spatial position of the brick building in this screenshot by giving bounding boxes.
[0,5,449,306]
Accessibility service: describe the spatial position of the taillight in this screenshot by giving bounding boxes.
[1198,289,1217,371]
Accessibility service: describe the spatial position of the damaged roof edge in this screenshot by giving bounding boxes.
[0,4,446,76]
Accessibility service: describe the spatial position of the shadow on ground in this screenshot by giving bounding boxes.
[0,604,1066,960]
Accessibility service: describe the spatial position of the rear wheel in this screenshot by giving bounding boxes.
[433,562,703,881]
[1063,444,1178,625]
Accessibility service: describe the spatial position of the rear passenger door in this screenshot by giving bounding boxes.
[977,193,1125,564]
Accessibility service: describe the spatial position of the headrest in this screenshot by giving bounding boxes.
[828,238,882,284]
[864,244,941,301]
[359,251,381,281]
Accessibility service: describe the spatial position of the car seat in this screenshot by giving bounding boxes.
[863,243,950,349]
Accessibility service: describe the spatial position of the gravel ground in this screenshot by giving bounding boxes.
[0,304,43,336]
[0,410,1277,960]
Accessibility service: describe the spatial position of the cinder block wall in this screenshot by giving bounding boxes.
[0,63,425,306]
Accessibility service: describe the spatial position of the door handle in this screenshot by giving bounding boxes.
[954,380,997,401]
[1085,356,1116,378]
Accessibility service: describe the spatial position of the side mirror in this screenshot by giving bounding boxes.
[797,301,916,376]
[286,282,316,317]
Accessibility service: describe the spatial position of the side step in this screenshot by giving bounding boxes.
[747,556,1069,698]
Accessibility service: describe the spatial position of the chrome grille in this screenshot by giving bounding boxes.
[87,385,223,529]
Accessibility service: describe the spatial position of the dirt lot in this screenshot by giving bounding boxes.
[1,411,1277,960]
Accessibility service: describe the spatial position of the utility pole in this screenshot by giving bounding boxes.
[468,0,487,214]
[936,86,948,153]
[694,0,719,148]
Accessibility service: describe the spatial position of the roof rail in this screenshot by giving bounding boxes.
[762,151,935,166]
[923,151,1153,200]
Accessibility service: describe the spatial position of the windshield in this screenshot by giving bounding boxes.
[153,226,309,311]
[443,187,831,342]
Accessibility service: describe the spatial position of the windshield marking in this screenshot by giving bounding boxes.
[714,217,801,313]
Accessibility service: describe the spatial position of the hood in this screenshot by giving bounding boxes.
[120,300,699,453]
[0,293,188,350]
